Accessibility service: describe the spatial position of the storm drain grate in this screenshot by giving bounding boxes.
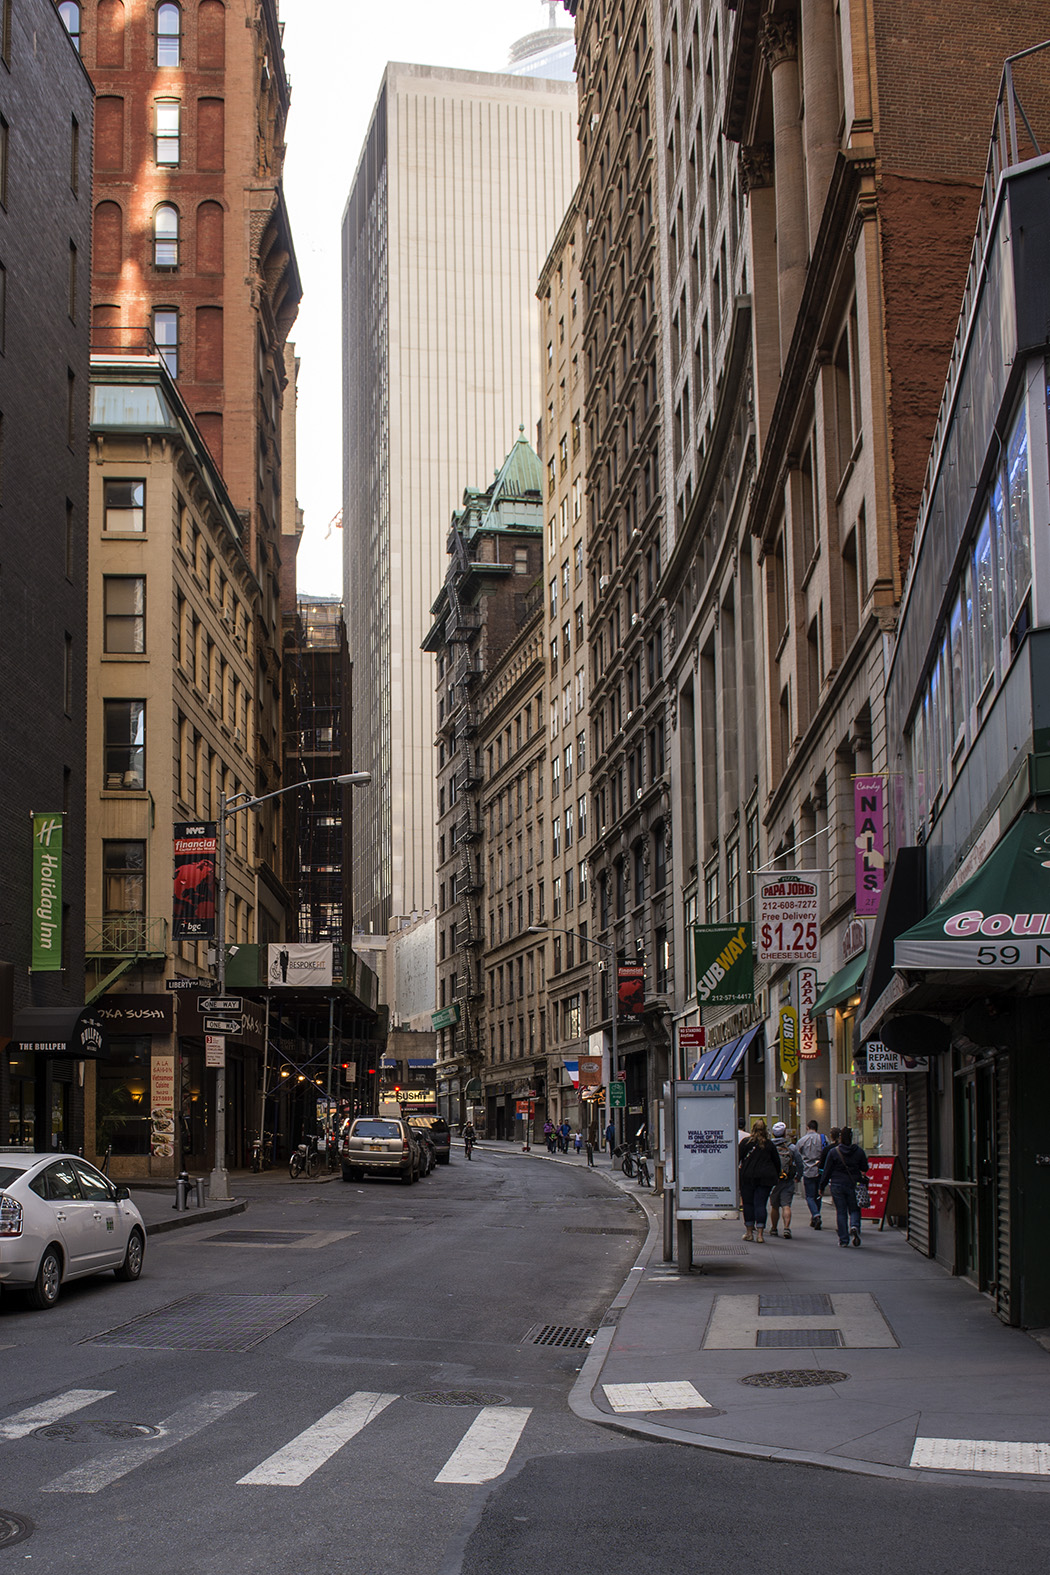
[563,1226,641,1237]
[528,1324,597,1349]
[87,1292,324,1352]
[758,1294,834,1317]
[204,1230,312,1246]
[33,1422,161,1442]
[741,1369,851,1389]
[0,1511,32,1549]
[406,1391,508,1407]
[696,1246,750,1257]
[755,1329,844,1349]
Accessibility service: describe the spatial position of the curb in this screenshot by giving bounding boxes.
[143,1199,247,1237]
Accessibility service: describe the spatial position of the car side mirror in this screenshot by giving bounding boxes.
[115,1184,131,1201]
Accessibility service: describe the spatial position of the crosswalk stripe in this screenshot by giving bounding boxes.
[238,1391,398,1487]
[434,1406,532,1485]
[0,1389,115,1440]
[41,1390,254,1494]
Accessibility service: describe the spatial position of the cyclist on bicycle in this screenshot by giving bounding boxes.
[463,1121,476,1160]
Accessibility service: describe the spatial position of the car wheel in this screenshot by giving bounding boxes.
[440,1155,451,1165]
[27,1245,63,1310]
[114,1228,145,1283]
[401,1168,414,1185]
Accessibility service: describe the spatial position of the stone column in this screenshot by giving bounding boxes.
[801,0,842,250]
[760,9,808,367]
[741,143,780,443]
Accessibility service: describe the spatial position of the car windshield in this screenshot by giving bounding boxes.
[410,1117,446,1131]
[0,1166,28,1188]
[352,1121,400,1138]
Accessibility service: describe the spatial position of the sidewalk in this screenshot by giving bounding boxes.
[498,1141,1050,1488]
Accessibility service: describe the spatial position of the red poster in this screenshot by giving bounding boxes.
[861,1154,898,1221]
[173,822,217,938]
[617,963,645,1017]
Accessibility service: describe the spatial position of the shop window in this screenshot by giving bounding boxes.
[95,1037,152,1157]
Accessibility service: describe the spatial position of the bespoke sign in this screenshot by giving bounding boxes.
[758,878,820,963]
[267,942,334,988]
[854,776,887,917]
[694,924,754,1006]
[31,813,63,972]
[172,823,217,939]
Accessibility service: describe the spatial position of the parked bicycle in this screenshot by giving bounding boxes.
[617,1137,652,1186]
[250,1132,274,1173]
[288,1133,324,1179]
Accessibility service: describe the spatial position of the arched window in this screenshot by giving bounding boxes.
[156,3,180,66]
[153,204,179,269]
[59,1,81,49]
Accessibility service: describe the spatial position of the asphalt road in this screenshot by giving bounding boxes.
[0,1148,643,1573]
[3,1147,1048,1574]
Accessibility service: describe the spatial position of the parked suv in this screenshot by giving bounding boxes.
[407,1115,451,1166]
[340,1117,419,1184]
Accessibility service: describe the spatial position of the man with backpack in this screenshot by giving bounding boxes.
[796,1117,827,1229]
[767,1120,800,1238]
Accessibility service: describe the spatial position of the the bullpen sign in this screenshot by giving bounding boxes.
[855,776,887,916]
[694,924,754,1007]
[173,822,217,939]
[31,813,63,971]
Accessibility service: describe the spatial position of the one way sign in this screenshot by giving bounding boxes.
[199,996,242,1014]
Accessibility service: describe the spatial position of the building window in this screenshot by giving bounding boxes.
[102,840,146,916]
[63,633,73,715]
[153,204,179,269]
[0,118,8,208]
[155,100,180,165]
[152,307,178,375]
[157,2,181,66]
[103,576,146,653]
[104,699,145,789]
[68,241,78,320]
[70,115,80,194]
[59,2,81,50]
[104,479,145,532]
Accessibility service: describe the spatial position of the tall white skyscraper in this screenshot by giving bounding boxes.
[343,45,577,937]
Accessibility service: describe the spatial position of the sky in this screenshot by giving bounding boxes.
[279,0,571,597]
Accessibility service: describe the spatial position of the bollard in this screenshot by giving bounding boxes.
[193,1177,206,1208]
[173,1171,190,1211]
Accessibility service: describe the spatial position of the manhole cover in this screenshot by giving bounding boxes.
[0,1511,32,1548]
[32,1421,161,1442]
[87,1292,324,1352]
[741,1369,851,1389]
[563,1227,640,1236]
[406,1391,508,1407]
[527,1324,597,1349]
[205,1231,312,1245]
[755,1329,844,1349]
[759,1294,834,1317]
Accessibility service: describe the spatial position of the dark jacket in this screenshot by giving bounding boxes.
[819,1141,869,1191]
[739,1135,782,1186]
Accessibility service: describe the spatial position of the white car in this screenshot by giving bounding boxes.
[0,1153,146,1309]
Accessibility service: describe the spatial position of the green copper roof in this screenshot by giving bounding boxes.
[479,427,543,530]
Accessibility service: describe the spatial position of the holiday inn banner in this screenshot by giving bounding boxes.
[31,813,63,971]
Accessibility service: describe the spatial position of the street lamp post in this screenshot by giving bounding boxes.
[527,924,618,1155]
[210,770,370,1202]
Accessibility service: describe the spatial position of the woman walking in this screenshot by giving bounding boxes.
[738,1119,782,1243]
[818,1125,869,1246]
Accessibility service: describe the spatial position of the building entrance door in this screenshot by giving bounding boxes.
[956,1060,996,1293]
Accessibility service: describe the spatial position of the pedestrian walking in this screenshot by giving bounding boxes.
[738,1119,781,1243]
[574,1129,582,1154]
[767,1121,799,1237]
[818,1124,869,1246]
[544,1119,556,1154]
[795,1118,826,1229]
[605,1120,615,1158]
[560,1119,571,1153]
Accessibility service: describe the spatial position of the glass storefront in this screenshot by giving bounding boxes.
[6,1052,35,1146]
[95,1037,152,1156]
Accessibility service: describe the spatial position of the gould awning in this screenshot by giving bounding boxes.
[11,1007,108,1059]
[810,951,868,1015]
[895,812,1050,970]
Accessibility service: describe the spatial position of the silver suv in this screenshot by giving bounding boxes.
[340,1117,419,1185]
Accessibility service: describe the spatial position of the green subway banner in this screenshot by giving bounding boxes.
[694,923,754,1007]
[31,813,64,972]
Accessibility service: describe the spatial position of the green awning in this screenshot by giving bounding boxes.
[895,812,1050,970]
[811,951,868,1015]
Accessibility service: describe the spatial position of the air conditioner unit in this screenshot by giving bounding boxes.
[233,728,243,746]
[636,788,643,800]
[599,575,610,590]
[589,113,600,130]
[631,613,640,626]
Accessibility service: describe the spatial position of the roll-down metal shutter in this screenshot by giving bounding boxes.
[906,1074,931,1256]
[995,1054,1012,1324]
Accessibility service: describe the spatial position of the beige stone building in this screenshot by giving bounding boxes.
[84,349,261,1176]
[343,59,578,944]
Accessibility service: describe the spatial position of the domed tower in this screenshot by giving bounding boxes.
[506,1,576,82]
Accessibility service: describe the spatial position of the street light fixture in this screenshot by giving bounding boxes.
[526,924,619,1147]
[209,770,371,1202]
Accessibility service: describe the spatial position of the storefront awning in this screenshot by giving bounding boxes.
[690,1024,761,1080]
[810,951,868,1015]
[11,1007,108,1059]
[894,812,1050,970]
